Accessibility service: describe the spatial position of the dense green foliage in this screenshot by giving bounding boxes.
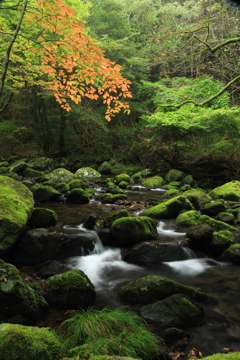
[0,0,240,180]
[57,307,164,359]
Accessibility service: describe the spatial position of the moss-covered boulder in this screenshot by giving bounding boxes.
[220,244,240,265]
[209,180,240,201]
[118,274,207,304]
[27,208,58,228]
[183,189,211,206]
[111,216,157,246]
[98,161,112,174]
[165,169,185,182]
[0,166,9,174]
[176,211,236,231]
[0,323,63,360]
[182,174,194,185]
[142,176,165,189]
[0,176,34,256]
[68,179,86,190]
[9,161,27,174]
[28,157,56,171]
[55,181,70,193]
[141,196,193,219]
[119,181,130,189]
[76,167,101,178]
[207,230,235,256]
[98,193,127,204]
[45,168,76,184]
[186,224,213,249]
[115,173,131,184]
[103,209,130,228]
[66,188,90,204]
[201,353,240,360]
[44,269,96,309]
[140,294,205,328]
[0,260,48,320]
[217,212,235,223]
[201,200,226,217]
[24,167,46,178]
[31,184,61,203]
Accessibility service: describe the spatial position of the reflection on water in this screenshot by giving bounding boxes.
[41,187,240,356]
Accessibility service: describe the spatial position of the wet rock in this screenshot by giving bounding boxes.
[103,209,130,228]
[209,180,240,201]
[141,196,193,219]
[206,230,235,257]
[118,274,208,303]
[201,200,226,217]
[66,188,90,204]
[140,294,205,328]
[123,241,188,265]
[217,212,235,223]
[11,229,95,264]
[186,224,213,249]
[31,184,61,203]
[0,260,48,321]
[44,269,96,309]
[111,216,157,246]
[219,244,240,265]
[28,208,58,228]
[83,212,98,230]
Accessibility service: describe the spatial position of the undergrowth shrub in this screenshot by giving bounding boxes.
[57,307,165,360]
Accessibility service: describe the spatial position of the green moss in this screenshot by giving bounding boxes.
[66,188,90,204]
[0,323,63,360]
[142,176,165,189]
[75,167,101,178]
[176,211,236,230]
[104,209,130,228]
[0,166,9,174]
[55,182,70,193]
[46,168,76,184]
[141,196,193,219]
[115,173,131,184]
[183,188,211,205]
[209,181,240,201]
[28,208,58,228]
[201,353,240,360]
[165,169,185,182]
[31,184,61,202]
[68,179,86,190]
[208,230,235,255]
[111,216,157,246]
[0,176,34,254]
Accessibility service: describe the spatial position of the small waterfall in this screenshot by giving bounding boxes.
[157,221,186,237]
[164,258,221,276]
[79,224,104,253]
[181,246,196,259]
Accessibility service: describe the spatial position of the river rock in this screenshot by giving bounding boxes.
[219,244,240,265]
[83,212,98,229]
[27,157,56,171]
[31,184,61,203]
[201,200,226,217]
[123,241,188,265]
[45,168,76,184]
[110,216,157,246]
[182,189,211,206]
[141,196,193,219]
[75,167,101,178]
[217,212,235,223]
[0,260,48,321]
[186,224,213,249]
[0,176,34,257]
[104,209,130,228]
[44,269,96,309]
[27,208,58,228]
[68,179,86,189]
[206,230,235,257]
[96,193,127,204]
[115,173,131,184]
[66,188,90,204]
[118,274,207,303]
[165,169,185,182]
[140,294,205,328]
[209,180,240,201]
[142,175,165,189]
[11,229,95,264]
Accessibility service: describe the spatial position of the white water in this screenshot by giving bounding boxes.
[164,258,221,276]
[157,221,186,237]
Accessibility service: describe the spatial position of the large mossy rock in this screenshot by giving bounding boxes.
[206,230,235,256]
[183,189,211,206]
[28,208,58,228]
[0,323,63,360]
[201,353,240,360]
[141,196,193,219]
[220,244,240,265]
[31,184,61,203]
[142,176,165,189]
[0,260,48,320]
[44,269,96,309]
[201,200,226,217]
[176,210,236,231]
[103,209,130,228]
[118,274,207,304]
[45,168,76,184]
[111,216,157,246]
[165,169,185,182]
[27,157,56,172]
[209,180,240,201]
[75,167,101,178]
[0,176,34,256]
[115,173,131,184]
[140,294,205,328]
[12,229,95,264]
[66,188,90,204]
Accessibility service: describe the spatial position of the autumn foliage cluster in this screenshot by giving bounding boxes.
[27,0,131,120]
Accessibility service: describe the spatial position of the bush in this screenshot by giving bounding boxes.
[57,307,164,360]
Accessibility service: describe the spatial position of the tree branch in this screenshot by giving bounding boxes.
[0,0,29,103]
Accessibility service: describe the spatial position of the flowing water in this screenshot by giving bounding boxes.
[41,185,240,356]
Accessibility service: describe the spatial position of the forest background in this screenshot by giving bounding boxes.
[0,0,240,183]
